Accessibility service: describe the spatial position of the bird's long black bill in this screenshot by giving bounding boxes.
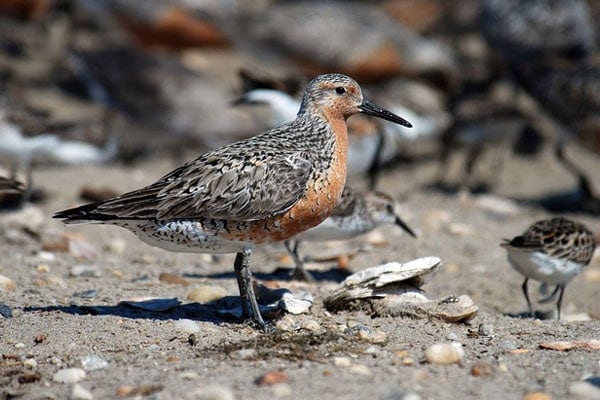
[395,216,417,238]
[359,99,412,128]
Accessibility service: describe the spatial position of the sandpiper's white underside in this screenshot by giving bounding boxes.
[115,219,251,254]
[506,249,584,286]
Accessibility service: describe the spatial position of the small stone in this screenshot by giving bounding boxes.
[300,319,321,332]
[0,275,16,291]
[424,343,464,365]
[36,251,56,262]
[255,371,288,386]
[18,372,41,384]
[348,364,372,377]
[446,332,459,341]
[23,358,37,368]
[272,383,292,398]
[166,355,180,362]
[194,385,236,400]
[522,392,552,400]
[275,316,299,332]
[107,239,126,255]
[357,329,387,344]
[81,355,108,371]
[15,342,25,348]
[159,272,190,286]
[478,323,494,337]
[497,364,508,373]
[333,357,351,367]
[186,285,227,303]
[568,381,600,399]
[119,297,180,312]
[174,319,201,334]
[116,385,163,397]
[34,334,47,344]
[70,383,93,400]
[179,371,199,380]
[70,265,101,278]
[471,363,494,377]
[447,222,474,236]
[53,368,86,383]
[0,303,13,318]
[73,290,98,299]
[36,264,50,273]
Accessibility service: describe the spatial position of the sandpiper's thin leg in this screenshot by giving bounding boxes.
[555,285,565,320]
[286,240,313,281]
[233,249,266,329]
[538,285,561,304]
[521,278,533,318]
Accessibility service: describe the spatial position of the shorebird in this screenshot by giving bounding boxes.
[285,186,417,281]
[501,217,596,319]
[54,73,412,329]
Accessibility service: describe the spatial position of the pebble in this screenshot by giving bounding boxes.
[15,342,25,348]
[478,323,494,337]
[174,319,201,334]
[81,355,108,371]
[255,371,288,386]
[193,385,236,400]
[275,316,299,332]
[53,368,86,383]
[471,362,494,377]
[36,264,50,273]
[23,358,37,368]
[568,381,600,399]
[186,285,227,303]
[424,343,464,365]
[159,272,190,286]
[300,319,321,332]
[70,265,102,278]
[446,332,459,341]
[272,383,292,398]
[349,364,373,377]
[107,238,126,255]
[357,328,387,344]
[3,205,45,232]
[333,357,352,368]
[70,383,93,400]
[0,275,16,292]
[0,303,13,318]
[73,290,98,299]
[36,251,56,262]
[522,392,552,400]
[119,297,181,312]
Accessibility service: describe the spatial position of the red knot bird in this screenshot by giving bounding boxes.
[501,217,596,320]
[53,73,412,329]
[285,185,417,281]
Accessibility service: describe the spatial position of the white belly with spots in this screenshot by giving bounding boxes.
[114,220,250,254]
[507,250,583,286]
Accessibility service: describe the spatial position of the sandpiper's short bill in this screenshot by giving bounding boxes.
[285,186,417,281]
[501,217,596,319]
[54,73,412,329]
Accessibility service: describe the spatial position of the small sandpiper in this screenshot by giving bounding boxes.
[285,185,417,281]
[54,73,412,329]
[501,217,596,319]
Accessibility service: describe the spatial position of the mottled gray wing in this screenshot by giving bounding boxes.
[153,150,312,221]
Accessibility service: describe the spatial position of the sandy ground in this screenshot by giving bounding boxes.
[1,143,600,400]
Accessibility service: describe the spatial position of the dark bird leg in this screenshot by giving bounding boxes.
[234,249,266,329]
[285,240,314,281]
[555,285,566,320]
[538,285,561,304]
[521,278,534,318]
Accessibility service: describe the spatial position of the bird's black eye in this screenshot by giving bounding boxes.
[335,86,346,95]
